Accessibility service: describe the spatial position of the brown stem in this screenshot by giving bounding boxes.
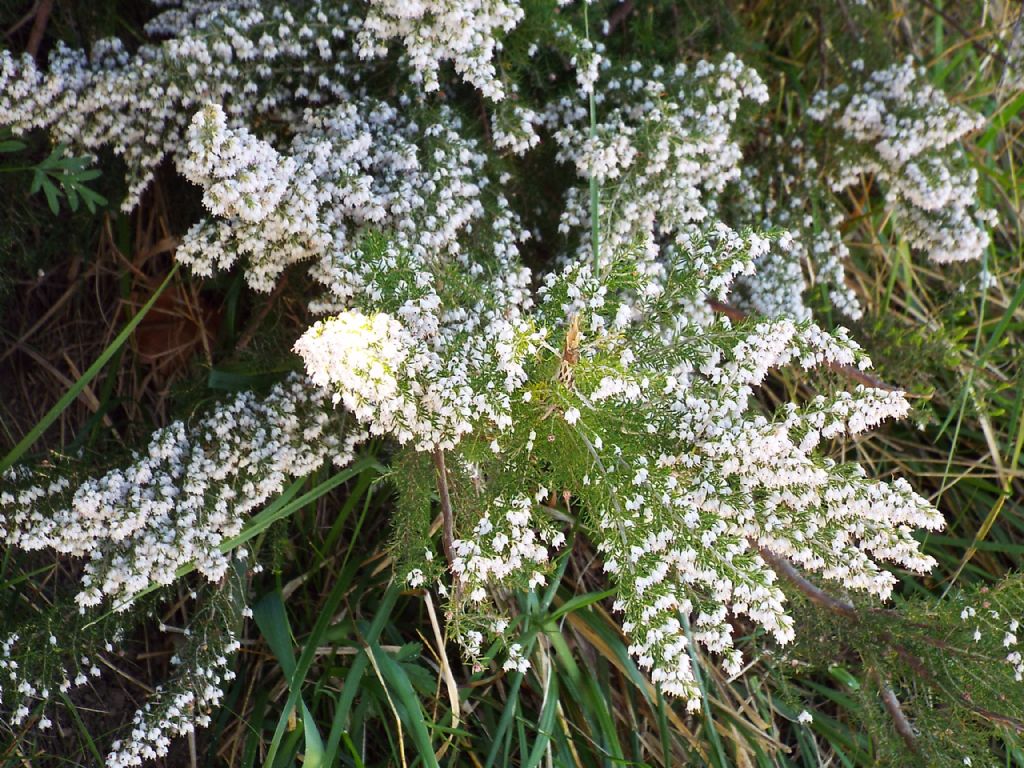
[707,300,898,392]
[757,546,858,620]
[759,546,918,751]
[761,550,1024,743]
[874,672,919,753]
[25,0,53,59]
[893,644,1024,733]
[606,0,635,35]
[964,704,1024,733]
[432,448,456,573]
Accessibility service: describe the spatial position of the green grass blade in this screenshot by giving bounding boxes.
[263,484,385,767]
[324,585,400,763]
[523,669,559,768]
[369,642,441,768]
[253,592,326,768]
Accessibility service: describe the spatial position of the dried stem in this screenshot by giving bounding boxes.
[25,0,53,59]
[606,0,635,35]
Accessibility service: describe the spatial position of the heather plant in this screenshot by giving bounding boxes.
[807,57,995,266]
[0,1,1019,766]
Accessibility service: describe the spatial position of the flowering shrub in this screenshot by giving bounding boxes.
[2,377,355,609]
[731,137,863,321]
[547,55,770,270]
[808,58,994,265]
[0,0,1007,764]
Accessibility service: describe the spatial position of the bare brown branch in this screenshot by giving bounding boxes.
[875,672,919,753]
[760,546,918,752]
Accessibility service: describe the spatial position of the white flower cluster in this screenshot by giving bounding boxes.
[736,232,815,323]
[106,568,246,768]
[295,310,420,437]
[0,0,963,748]
[175,98,547,451]
[0,565,248,766]
[492,103,542,155]
[0,376,358,610]
[503,642,530,674]
[547,55,769,269]
[732,136,863,320]
[809,58,993,263]
[0,1,360,209]
[297,103,530,320]
[523,254,941,707]
[174,90,533,320]
[960,604,1024,683]
[596,376,937,706]
[107,644,238,768]
[2,630,110,728]
[294,304,543,451]
[357,0,524,100]
[452,493,560,602]
[177,104,329,292]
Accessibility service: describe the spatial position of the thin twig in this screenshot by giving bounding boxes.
[4,4,38,40]
[912,0,1009,68]
[759,546,918,752]
[4,338,118,436]
[606,0,635,35]
[964,704,1024,733]
[892,643,1024,733]
[0,273,87,365]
